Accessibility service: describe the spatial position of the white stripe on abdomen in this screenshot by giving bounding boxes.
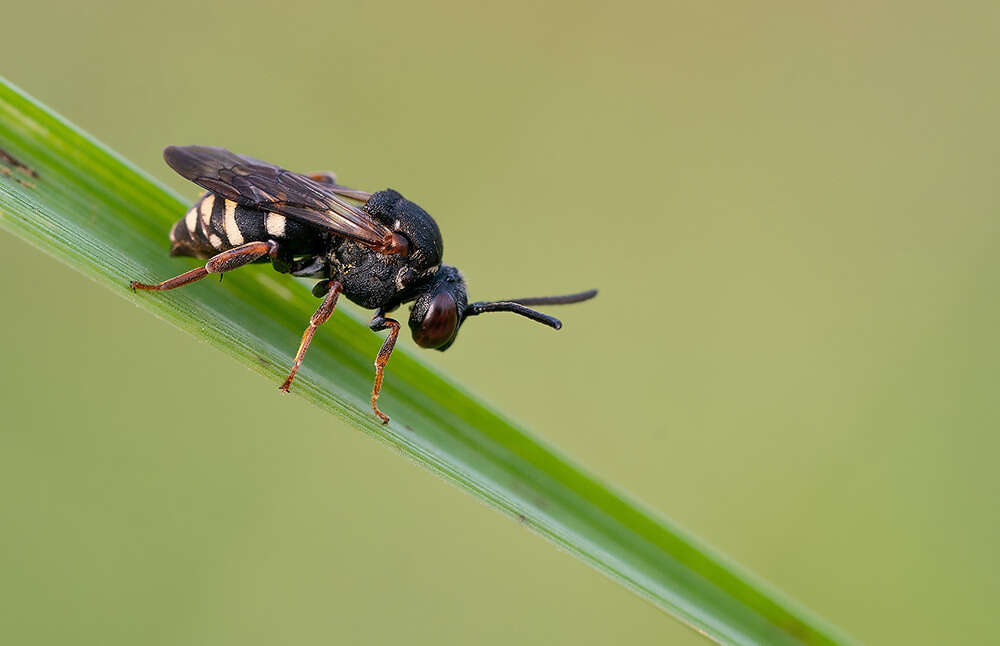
[224,200,244,245]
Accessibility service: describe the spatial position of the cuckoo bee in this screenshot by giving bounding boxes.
[130,146,597,423]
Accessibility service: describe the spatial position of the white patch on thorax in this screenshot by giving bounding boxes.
[223,200,243,245]
[209,234,224,249]
[395,266,408,290]
[266,213,287,237]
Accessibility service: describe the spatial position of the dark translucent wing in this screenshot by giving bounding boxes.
[163,145,390,247]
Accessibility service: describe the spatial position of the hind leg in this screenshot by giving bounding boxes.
[130,240,279,291]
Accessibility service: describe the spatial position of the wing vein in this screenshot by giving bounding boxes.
[164,145,391,248]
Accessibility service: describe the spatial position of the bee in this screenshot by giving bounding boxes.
[130,146,596,423]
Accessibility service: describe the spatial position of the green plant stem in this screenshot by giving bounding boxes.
[0,77,853,646]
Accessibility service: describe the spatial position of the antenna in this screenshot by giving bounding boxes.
[464,289,598,330]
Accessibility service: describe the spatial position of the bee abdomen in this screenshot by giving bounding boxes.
[169,192,322,259]
[169,193,268,258]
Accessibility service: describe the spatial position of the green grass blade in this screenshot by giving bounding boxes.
[0,77,853,646]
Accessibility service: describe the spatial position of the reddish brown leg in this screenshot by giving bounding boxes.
[129,266,208,291]
[307,171,372,202]
[280,280,343,393]
[130,241,278,291]
[307,171,338,185]
[369,312,401,424]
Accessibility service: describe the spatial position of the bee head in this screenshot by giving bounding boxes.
[408,266,467,351]
[409,266,597,352]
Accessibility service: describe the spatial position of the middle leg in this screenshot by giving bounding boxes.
[280,280,343,393]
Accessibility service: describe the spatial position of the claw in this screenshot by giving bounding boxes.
[372,399,390,424]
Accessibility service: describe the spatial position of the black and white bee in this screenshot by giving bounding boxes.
[131,146,596,423]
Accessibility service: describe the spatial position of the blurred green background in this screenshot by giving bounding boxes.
[1,1,998,644]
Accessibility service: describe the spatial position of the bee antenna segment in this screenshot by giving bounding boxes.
[464,301,563,329]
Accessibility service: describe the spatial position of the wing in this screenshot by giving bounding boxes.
[164,145,392,249]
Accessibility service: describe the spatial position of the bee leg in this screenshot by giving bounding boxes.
[289,255,329,278]
[279,280,343,393]
[307,171,373,202]
[307,171,338,185]
[130,241,279,291]
[368,311,401,424]
[270,248,295,274]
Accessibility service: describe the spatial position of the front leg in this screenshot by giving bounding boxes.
[369,310,401,424]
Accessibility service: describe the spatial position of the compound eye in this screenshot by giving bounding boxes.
[413,292,458,349]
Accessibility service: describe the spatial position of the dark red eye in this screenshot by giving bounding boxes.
[413,292,458,348]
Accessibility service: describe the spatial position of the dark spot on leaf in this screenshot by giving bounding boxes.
[0,147,39,178]
[0,166,36,189]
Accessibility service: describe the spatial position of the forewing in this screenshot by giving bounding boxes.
[163,145,390,246]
